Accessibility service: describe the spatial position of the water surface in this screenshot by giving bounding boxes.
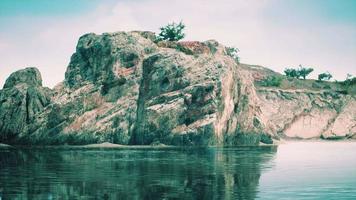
[0,142,355,199]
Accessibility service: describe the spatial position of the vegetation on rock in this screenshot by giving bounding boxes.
[157,21,185,41]
[259,76,282,87]
[225,46,240,63]
[318,72,332,81]
[284,65,314,80]
[284,68,299,78]
[298,65,314,79]
[339,74,356,94]
[341,75,355,86]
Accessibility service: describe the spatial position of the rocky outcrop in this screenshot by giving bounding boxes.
[3,67,43,89]
[242,64,356,139]
[0,68,51,143]
[0,31,355,145]
[257,88,355,139]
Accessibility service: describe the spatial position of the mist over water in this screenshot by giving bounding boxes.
[0,142,355,199]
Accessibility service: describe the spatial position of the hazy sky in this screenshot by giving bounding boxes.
[0,0,355,88]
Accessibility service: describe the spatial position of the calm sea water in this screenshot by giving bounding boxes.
[0,142,355,199]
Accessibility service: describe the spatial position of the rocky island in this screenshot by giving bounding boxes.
[0,31,355,146]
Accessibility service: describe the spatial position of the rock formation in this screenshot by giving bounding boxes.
[0,68,52,143]
[0,31,355,145]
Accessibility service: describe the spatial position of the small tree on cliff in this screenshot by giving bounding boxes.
[298,65,314,80]
[284,68,299,78]
[341,74,356,87]
[318,72,332,81]
[158,21,185,41]
[284,65,314,79]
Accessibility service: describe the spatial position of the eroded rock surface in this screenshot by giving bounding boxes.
[0,31,355,145]
[243,64,356,140]
[0,68,51,143]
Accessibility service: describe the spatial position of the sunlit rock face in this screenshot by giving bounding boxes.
[0,31,355,145]
[244,64,356,140]
[257,89,355,139]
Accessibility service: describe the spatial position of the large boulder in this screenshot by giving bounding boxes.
[0,68,51,143]
[3,67,43,88]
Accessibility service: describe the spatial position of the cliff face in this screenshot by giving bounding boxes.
[242,65,356,140]
[0,31,355,145]
[257,88,355,139]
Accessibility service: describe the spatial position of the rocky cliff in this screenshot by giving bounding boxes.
[0,31,355,145]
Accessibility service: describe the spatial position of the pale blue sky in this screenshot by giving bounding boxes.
[0,0,355,88]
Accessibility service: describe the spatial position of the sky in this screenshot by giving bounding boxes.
[0,0,355,88]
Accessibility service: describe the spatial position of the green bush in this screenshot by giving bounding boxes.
[284,65,314,79]
[318,72,332,81]
[260,76,282,87]
[298,65,314,79]
[225,47,240,63]
[206,42,218,54]
[284,68,299,78]
[157,21,185,41]
[340,75,356,95]
[340,75,355,87]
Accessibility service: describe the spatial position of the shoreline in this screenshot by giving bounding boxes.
[0,142,173,149]
[1,139,356,149]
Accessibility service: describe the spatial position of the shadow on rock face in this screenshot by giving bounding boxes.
[0,146,276,199]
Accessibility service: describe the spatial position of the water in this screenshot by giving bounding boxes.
[0,142,355,200]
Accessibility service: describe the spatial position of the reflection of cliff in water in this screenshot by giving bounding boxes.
[0,146,276,199]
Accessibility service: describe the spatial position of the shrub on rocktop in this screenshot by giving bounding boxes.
[157,21,185,41]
